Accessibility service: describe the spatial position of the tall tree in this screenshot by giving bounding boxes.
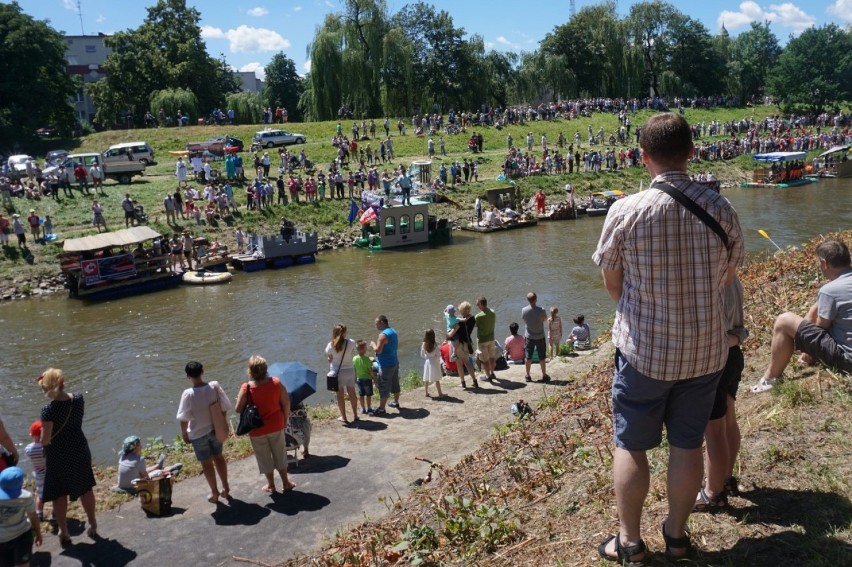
[89,0,238,128]
[768,24,852,116]
[732,21,781,103]
[665,16,725,96]
[263,52,304,122]
[0,2,75,146]
[627,1,680,97]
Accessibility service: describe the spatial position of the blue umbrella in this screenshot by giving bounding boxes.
[268,362,317,406]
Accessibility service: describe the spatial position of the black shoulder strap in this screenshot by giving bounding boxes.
[653,182,730,250]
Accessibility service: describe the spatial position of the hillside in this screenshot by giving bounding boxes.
[2,106,781,298]
[281,231,852,566]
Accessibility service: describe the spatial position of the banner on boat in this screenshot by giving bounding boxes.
[81,253,138,285]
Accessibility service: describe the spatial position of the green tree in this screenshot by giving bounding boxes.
[263,52,304,122]
[731,21,781,103]
[627,0,680,97]
[149,88,198,123]
[89,0,238,129]
[226,91,263,124]
[0,2,76,147]
[768,24,852,115]
[664,16,725,96]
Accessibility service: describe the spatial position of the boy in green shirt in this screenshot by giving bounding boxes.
[352,340,376,415]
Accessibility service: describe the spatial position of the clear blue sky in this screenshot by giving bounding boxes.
[19,0,848,79]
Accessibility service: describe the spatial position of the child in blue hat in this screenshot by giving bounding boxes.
[0,466,42,565]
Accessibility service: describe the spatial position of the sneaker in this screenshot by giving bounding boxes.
[373,408,387,416]
[388,401,399,408]
[489,373,497,382]
[541,375,551,383]
[525,375,532,382]
[367,408,375,416]
[750,377,777,393]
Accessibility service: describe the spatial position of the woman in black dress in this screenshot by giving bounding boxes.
[38,368,98,547]
[447,301,479,389]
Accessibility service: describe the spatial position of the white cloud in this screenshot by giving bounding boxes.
[63,0,76,11]
[293,5,303,12]
[494,36,521,50]
[303,59,312,73]
[202,25,290,53]
[827,0,852,23]
[247,7,269,17]
[718,1,816,35]
[201,25,226,39]
[96,14,105,24]
[239,62,266,81]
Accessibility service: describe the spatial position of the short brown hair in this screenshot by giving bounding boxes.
[816,240,851,268]
[639,113,693,166]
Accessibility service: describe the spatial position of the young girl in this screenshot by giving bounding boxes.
[421,329,443,398]
[547,306,563,360]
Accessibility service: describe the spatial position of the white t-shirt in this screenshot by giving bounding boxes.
[0,490,34,543]
[175,381,232,441]
[325,338,356,373]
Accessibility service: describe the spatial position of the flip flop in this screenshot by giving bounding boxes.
[262,485,276,493]
[282,481,296,492]
[207,494,219,504]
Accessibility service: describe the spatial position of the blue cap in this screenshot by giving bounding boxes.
[0,467,24,499]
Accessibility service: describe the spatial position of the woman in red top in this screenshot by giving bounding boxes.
[234,355,295,494]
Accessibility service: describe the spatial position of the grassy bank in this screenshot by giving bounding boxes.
[281,230,852,566]
[2,106,784,293]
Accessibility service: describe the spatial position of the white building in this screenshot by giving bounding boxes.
[64,33,111,124]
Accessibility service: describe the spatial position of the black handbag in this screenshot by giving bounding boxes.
[326,340,349,391]
[236,381,264,436]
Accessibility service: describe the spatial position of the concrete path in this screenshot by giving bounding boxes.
[31,346,611,566]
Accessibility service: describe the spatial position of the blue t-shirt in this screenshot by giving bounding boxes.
[377,327,399,367]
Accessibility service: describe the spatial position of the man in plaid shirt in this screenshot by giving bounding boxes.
[593,113,744,564]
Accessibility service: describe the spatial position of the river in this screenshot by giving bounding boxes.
[1,177,850,465]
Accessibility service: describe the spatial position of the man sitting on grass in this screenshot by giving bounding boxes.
[751,239,852,392]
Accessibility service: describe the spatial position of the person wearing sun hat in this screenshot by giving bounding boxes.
[0,466,42,565]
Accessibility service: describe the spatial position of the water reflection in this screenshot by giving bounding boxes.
[1,178,850,464]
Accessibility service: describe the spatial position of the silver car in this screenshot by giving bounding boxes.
[252,129,306,148]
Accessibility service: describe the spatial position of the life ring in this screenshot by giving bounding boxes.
[182,270,233,285]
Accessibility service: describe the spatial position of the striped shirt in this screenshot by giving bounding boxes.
[593,172,745,381]
[25,442,46,479]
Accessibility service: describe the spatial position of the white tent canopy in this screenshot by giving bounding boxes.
[818,145,851,158]
[752,151,807,162]
[63,226,162,253]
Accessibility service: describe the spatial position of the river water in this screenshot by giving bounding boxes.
[2,178,850,465]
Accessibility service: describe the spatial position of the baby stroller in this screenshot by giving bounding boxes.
[133,204,148,224]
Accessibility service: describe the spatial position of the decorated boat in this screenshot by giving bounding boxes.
[817,145,852,178]
[585,190,626,217]
[353,192,452,251]
[60,226,182,300]
[741,152,817,188]
[230,231,318,272]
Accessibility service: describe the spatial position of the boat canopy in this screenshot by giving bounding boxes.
[818,145,851,158]
[63,226,162,253]
[593,190,626,198]
[752,151,807,162]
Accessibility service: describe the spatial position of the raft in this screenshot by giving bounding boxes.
[182,270,233,285]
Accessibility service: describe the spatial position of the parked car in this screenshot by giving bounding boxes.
[186,135,244,158]
[45,150,69,167]
[43,152,145,185]
[5,155,40,180]
[252,129,306,149]
[103,141,156,165]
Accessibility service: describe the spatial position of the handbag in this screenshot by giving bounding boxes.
[236,381,264,436]
[209,383,229,443]
[327,340,349,392]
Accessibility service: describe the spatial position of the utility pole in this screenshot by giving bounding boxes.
[76,0,85,35]
[569,0,575,18]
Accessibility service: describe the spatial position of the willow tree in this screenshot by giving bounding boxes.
[303,1,388,120]
[380,27,414,117]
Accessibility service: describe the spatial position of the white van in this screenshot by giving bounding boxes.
[103,142,156,166]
